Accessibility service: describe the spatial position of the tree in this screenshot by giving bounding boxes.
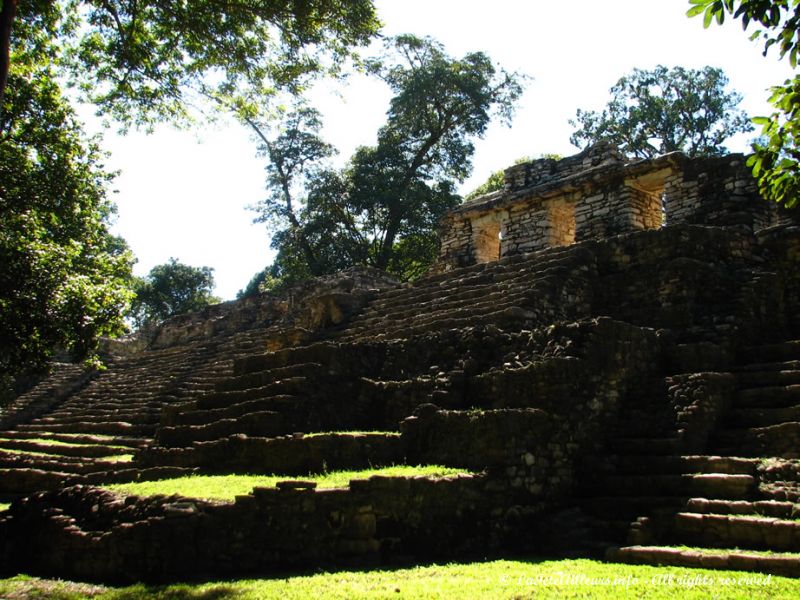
[251,35,526,283]
[570,65,753,159]
[128,259,220,328]
[1,56,135,378]
[246,102,337,278]
[1,1,380,127]
[687,0,800,207]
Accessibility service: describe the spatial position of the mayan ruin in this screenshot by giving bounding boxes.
[0,143,799,585]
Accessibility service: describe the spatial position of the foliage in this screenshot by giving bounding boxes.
[0,54,135,379]
[250,35,526,284]
[687,0,800,207]
[239,266,277,298]
[570,65,752,158]
[1,559,796,599]
[464,168,506,200]
[2,0,381,128]
[103,466,470,501]
[127,259,219,328]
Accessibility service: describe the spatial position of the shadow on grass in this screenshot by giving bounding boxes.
[3,553,559,599]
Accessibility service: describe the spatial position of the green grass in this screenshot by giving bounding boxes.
[103,466,471,501]
[1,558,797,599]
[303,431,401,438]
[0,437,131,451]
[49,432,117,439]
[100,454,134,463]
[0,447,133,462]
[0,447,71,458]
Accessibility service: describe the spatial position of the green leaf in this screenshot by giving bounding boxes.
[704,7,715,28]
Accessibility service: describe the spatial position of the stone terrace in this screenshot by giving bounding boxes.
[2,146,800,582]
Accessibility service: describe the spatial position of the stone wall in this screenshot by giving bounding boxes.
[138,433,404,474]
[0,476,500,583]
[0,315,667,584]
[103,267,399,354]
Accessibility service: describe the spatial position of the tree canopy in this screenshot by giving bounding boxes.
[128,259,219,328]
[0,53,135,377]
[687,0,800,207]
[245,35,526,288]
[0,0,381,385]
[0,0,381,127]
[570,65,752,159]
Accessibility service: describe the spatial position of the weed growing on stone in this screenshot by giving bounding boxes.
[672,545,794,557]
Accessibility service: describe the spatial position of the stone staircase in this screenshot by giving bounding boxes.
[335,244,595,342]
[599,339,800,576]
[0,363,92,429]
[713,340,800,459]
[0,327,277,498]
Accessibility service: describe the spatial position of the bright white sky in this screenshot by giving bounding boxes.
[83,0,796,300]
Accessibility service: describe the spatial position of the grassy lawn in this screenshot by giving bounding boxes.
[0,558,795,599]
[103,466,471,501]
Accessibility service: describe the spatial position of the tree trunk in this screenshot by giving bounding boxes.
[0,0,18,111]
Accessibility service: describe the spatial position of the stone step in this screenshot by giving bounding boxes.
[684,497,800,519]
[199,379,312,408]
[734,385,800,408]
[600,474,756,499]
[0,451,133,474]
[83,466,199,485]
[739,340,800,364]
[0,468,87,495]
[0,431,147,448]
[351,285,534,330]
[612,455,758,476]
[0,438,135,458]
[172,395,305,426]
[673,512,800,552]
[736,359,800,373]
[713,422,800,458]
[736,368,800,387]
[724,406,800,428]
[342,293,539,338]
[607,545,800,577]
[365,247,580,310]
[31,411,162,425]
[217,363,321,392]
[156,410,289,447]
[579,496,688,521]
[14,421,155,436]
[341,304,540,343]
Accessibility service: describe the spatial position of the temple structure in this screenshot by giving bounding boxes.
[435,143,779,272]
